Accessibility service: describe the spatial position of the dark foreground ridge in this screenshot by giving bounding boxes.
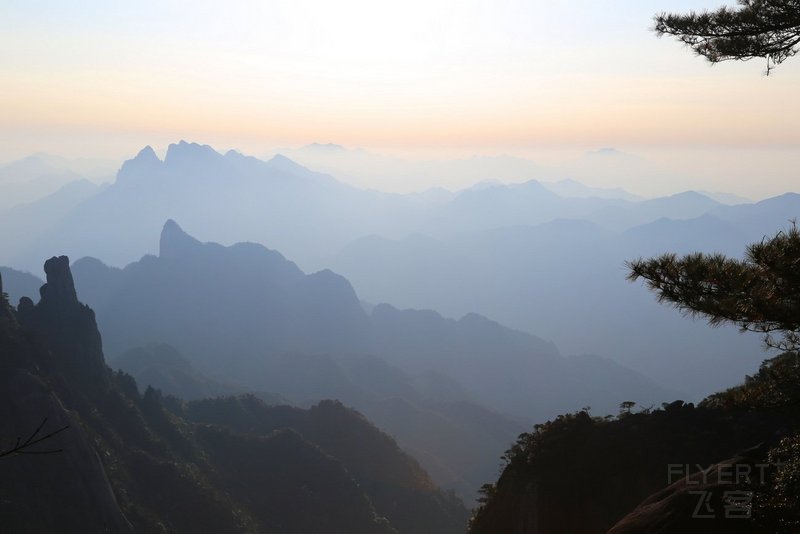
[0,257,468,533]
[470,358,800,533]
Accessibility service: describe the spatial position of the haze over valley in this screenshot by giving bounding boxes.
[3,1,800,532]
[2,141,789,396]
[2,140,795,505]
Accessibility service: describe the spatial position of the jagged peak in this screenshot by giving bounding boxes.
[159,220,203,259]
[116,145,163,184]
[39,256,78,305]
[164,140,222,165]
[135,145,160,163]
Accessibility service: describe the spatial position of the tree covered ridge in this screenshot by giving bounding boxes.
[469,361,800,532]
[470,223,800,532]
[655,0,800,73]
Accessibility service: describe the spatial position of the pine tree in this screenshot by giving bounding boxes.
[627,224,800,352]
[655,0,800,73]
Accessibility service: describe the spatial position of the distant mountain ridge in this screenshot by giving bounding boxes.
[110,343,289,403]
[541,178,642,201]
[58,220,671,421]
[0,152,115,211]
[0,140,778,275]
[328,211,779,396]
[0,220,676,501]
[2,140,796,404]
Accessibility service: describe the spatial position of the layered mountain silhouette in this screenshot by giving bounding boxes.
[0,152,112,211]
[0,265,42,305]
[64,221,671,420]
[2,141,790,277]
[2,143,795,402]
[3,141,797,502]
[3,140,797,530]
[0,258,467,533]
[0,221,669,501]
[110,343,288,404]
[328,209,800,396]
[0,142,397,271]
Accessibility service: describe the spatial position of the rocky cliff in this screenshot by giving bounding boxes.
[0,257,468,533]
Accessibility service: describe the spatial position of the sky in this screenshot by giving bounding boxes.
[1,0,799,196]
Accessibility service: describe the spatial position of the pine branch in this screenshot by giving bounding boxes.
[627,225,800,351]
[654,0,800,72]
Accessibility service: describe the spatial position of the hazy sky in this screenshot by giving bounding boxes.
[1,1,799,195]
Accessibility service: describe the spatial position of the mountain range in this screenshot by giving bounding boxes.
[1,141,796,403]
[0,142,800,533]
[0,142,800,399]
[0,153,115,211]
[4,220,678,500]
[2,140,798,503]
[64,220,673,413]
[0,257,468,533]
[0,141,785,276]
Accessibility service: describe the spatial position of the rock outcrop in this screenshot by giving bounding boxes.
[609,446,769,533]
[0,275,132,532]
[40,255,78,304]
[16,255,108,389]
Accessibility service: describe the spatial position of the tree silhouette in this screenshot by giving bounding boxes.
[655,0,800,74]
[619,401,636,416]
[627,224,800,352]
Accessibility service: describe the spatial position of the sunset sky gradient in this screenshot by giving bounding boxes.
[2,0,798,196]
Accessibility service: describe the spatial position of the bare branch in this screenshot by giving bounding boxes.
[0,418,70,459]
